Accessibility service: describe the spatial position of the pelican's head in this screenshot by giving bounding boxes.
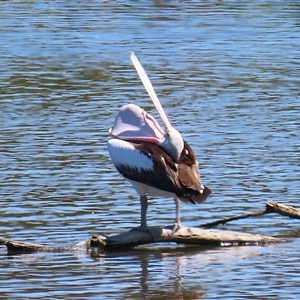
[109,103,184,162]
[160,126,184,162]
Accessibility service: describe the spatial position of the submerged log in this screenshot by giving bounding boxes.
[0,237,88,254]
[0,225,284,255]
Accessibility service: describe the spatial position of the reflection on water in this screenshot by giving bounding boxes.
[1,0,300,299]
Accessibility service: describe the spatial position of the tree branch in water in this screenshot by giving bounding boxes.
[200,201,300,228]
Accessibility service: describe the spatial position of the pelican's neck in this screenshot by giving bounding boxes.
[159,127,184,162]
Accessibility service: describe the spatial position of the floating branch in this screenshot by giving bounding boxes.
[199,209,266,228]
[200,201,300,228]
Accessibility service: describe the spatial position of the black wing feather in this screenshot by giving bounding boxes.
[116,141,211,204]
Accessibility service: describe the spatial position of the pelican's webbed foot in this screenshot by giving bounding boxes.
[170,222,183,236]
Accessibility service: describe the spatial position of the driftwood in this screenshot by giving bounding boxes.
[1,201,299,255]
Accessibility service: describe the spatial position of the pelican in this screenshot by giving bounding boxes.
[107,52,211,234]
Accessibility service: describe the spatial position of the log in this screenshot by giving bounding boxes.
[88,226,283,250]
[0,226,284,255]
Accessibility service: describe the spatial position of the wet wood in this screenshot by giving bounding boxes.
[88,226,283,251]
[200,201,300,228]
[1,201,298,254]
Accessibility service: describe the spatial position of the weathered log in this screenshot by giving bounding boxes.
[0,225,284,255]
[200,201,300,228]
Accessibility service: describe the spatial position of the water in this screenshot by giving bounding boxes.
[1,1,300,299]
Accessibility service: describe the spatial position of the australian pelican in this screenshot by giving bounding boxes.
[107,52,211,233]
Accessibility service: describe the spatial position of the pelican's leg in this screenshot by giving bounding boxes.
[131,195,159,238]
[140,195,148,229]
[173,197,182,233]
[131,195,149,231]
